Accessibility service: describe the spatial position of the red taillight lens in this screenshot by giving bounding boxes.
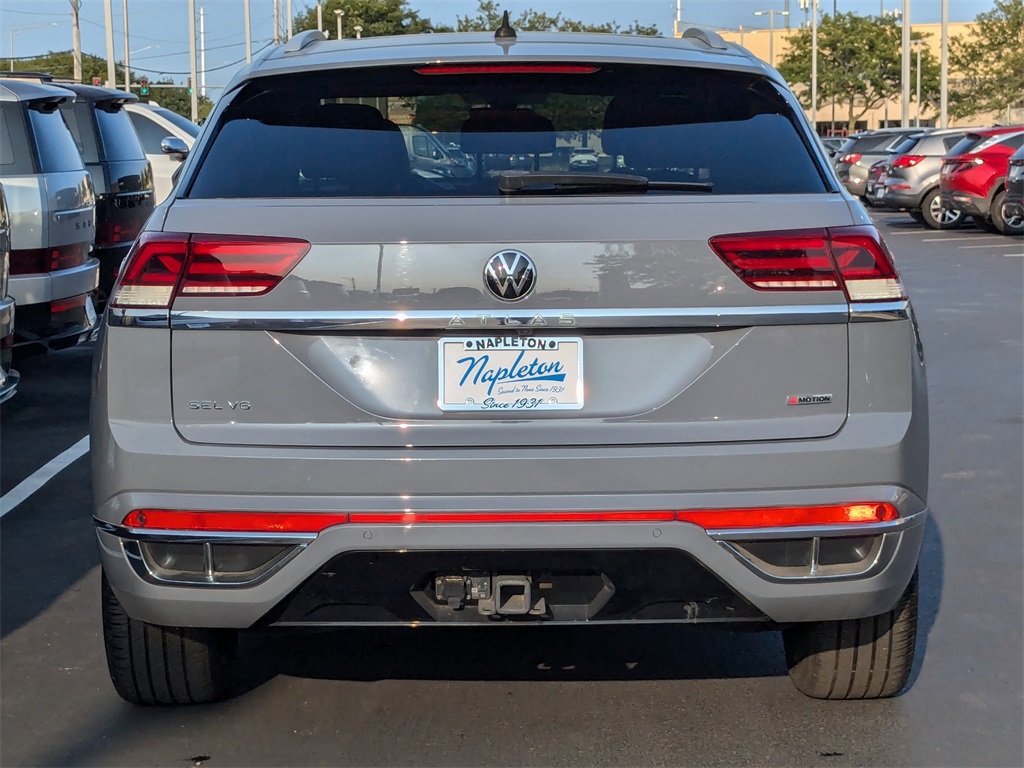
[180,236,309,296]
[707,230,839,291]
[676,503,898,530]
[110,232,188,308]
[892,154,926,168]
[9,243,90,275]
[122,509,350,533]
[709,225,905,301]
[415,64,600,75]
[839,153,862,164]
[110,232,309,309]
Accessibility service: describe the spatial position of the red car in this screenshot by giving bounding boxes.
[940,126,1024,234]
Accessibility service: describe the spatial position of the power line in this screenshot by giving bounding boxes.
[132,38,273,61]
[128,41,273,76]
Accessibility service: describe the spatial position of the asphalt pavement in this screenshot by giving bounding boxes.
[1,212,1021,767]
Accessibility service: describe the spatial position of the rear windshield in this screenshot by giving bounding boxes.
[187,64,827,199]
[27,106,84,173]
[95,106,146,161]
[947,134,983,157]
[60,102,101,163]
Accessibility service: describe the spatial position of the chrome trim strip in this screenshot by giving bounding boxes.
[95,519,317,545]
[849,300,910,322]
[52,205,94,220]
[168,303,852,332]
[704,509,925,541]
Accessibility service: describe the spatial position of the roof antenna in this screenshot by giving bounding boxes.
[494,10,516,53]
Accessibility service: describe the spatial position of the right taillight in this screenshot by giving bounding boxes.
[839,153,862,164]
[892,154,926,168]
[110,232,309,309]
[709,225,905,302]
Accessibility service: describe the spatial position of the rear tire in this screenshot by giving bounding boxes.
[991,190,1024,236]
[102,573,237,705]
[783,570,918,700]
[921,188,964,230]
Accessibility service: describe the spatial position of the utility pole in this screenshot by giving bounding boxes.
[199,7,206,98]
[244,0,252,62]
[287,0,293,38]
[675,0,682,37]
[70,0,82,82]
[914,41,922,127]
[901,0,911,128]
[272,0,280,44]
[940,0,948,128]
[188,0,198,122]
[784,0,791,29]
[317,2,323,33]
[103,0,116,86]
[122,0,130,92]
[811,0,818,132]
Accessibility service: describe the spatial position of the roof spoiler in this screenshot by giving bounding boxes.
[284,29,326,53]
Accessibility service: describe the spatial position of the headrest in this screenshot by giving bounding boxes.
[317,102,389,130]
[460,107,556,156]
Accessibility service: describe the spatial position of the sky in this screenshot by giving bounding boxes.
[0,0,997,98]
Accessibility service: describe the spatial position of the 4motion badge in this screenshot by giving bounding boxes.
[787,394,833,406]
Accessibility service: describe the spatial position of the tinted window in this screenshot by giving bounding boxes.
[129,111,172,153]
[0,103,35,175]
[27,106,84,173]
[189,65,827,198]
[947,134,982,157]
[998,134,1024,150]
[96,107,145,161]
[942,135,963,152]
[151,106,200,137]
[891,137,919,155]
[59,102,101,163]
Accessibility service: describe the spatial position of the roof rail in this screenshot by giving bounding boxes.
[283,29,326,53]
[680,27,728,51]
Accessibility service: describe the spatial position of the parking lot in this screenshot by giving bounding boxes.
[1,211,1021,767]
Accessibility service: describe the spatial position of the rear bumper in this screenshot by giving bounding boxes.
[944,189,988,217]
[880,188,925,211]
[6,259,100,306]
[93,243,132,298]
[97,504,926,629]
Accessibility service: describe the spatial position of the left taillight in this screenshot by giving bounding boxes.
[708,225,905,302]
[110,232,309,309]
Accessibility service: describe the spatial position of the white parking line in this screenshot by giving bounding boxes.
[923,236,1003,242]
[0,436,90,518]
[960,243,1024,249]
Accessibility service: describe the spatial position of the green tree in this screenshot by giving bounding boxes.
[949,0,1024,119]
[293,0,452,37]
[456,0,658,35]
[777,12,939,132]
[3,50,211,121]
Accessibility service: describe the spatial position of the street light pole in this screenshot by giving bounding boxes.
[188,0,198,122]
[754,9,789,67]
[353,25,362,39]
[103,0,115,86]
[244,0,252,62]
[914,42,922,127]
[122,0,130,92]
[940,0,948,128]
[317,2,323,33]
[811,0,818,132]
[10,22,60,73]
[71,0,82,82]
[901,0,911,128]
[335,9,345,40]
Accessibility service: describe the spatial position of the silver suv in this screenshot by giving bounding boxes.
[94,27,928,705]
[879,129,972,229]
[0,77,98,351]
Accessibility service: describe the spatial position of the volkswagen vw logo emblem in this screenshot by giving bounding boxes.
[484,250,536,302]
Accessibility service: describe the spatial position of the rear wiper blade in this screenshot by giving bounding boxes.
[498,172,713,195]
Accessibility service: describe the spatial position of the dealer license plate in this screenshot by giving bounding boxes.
[875,187,886,199]
[438,336,584,412]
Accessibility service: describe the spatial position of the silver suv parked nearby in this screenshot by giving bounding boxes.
[0,77,98,351]
[0,183,17,402]
[835,128,924,198]
[879,129,971,229]
[95,26,928,706]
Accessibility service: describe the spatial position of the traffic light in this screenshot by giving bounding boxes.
[187,77,192,95]
[139,77,149,96]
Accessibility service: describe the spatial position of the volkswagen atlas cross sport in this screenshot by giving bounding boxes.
[93,23,929,706]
